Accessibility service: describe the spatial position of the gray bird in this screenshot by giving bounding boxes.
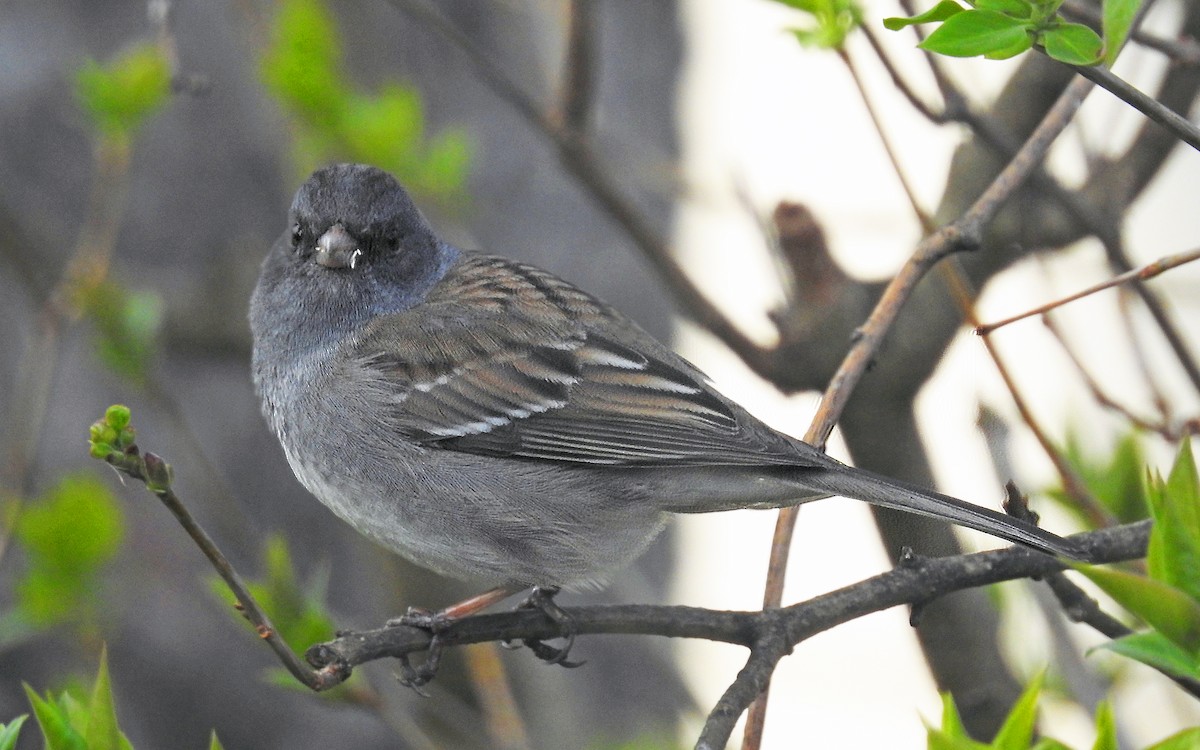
[250,163,1085,600]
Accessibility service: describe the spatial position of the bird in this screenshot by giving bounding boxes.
[249,163,1086,604]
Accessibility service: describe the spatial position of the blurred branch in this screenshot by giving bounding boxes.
[1117,289,1175,424]
[860,22,946,123]
[976,246,1200,335]
[1,139,133,570]
[1041,313,1198,441]
[148,0,211,95]
[559,0,596,136]
[463,643,532,750]
[1067,62,1200,152]
[839,45,932,229]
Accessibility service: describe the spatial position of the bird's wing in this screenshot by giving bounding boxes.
[351,254,807,467]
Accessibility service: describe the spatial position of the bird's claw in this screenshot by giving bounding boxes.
[389,606,454,692]
[396,636,444,695]
[514,586,585,669]
[522,631,584,668]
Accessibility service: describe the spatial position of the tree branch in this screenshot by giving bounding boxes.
[1068,64,1200,152]
[93,416,1154,749]
[304,524,1149,749]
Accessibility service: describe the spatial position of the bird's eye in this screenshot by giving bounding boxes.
[290,223,303,249]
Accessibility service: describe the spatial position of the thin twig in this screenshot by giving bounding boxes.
[1042,313,1195,440]
[702,636,790,750]
[946,266,1115,527]
[1069,63,1200,152]
[976,246,1200,334]
[747,43,936,750]
[1099,236,1200,395]
[900,10,1200,400]
[1116,288,1176,425]
[102,445,323,689]
[839,46,933,230]
[860,22,947,123]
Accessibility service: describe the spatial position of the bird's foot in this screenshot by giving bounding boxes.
[396,637,444,695]
[388,606,453,632]
[508,586,585,669]
[387,585,524,691]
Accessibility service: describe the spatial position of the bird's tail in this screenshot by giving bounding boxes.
[800,463,1090,561]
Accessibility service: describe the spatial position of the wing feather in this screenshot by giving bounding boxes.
[351,254,807,467]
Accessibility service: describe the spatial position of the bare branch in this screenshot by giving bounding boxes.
[1069,63,1200,152]
[976,246,1200,334]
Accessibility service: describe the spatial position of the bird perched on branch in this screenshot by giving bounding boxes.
[250,163,1086,606]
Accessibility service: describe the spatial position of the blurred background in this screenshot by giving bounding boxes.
[2,0,1199,748]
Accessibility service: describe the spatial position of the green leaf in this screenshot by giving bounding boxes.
[56,692,88,739]
[1047,430,1149,525]
[341,87,423,169]
[785,0,863,49]
[75,43,171,140]
[919,10,1031,58]
[209,731,226,750]
[23,685,86,750]
[416,130,473,199]
[1040,21,1103,65]
[1146,440,1200,602]
[260,0,343,122]
[991,669,1043,749]
[974,0,1032,17]
[78,281,165,382]
[1102,0,1143,65]
[1091,700,1117,750]
[84,647,122,750]
[939,692,969,739]
[261,0,471,202]
[925,693,993,748]
[1076,564,1200,654]
[0,716,27,750]
[983,32,1033,59]
[1095,631,1200,679]
[883,0,964,31]
[14,474,124,629]
[1148,728,1200,750]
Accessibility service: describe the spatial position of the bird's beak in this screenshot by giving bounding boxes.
[314,223,363,269]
